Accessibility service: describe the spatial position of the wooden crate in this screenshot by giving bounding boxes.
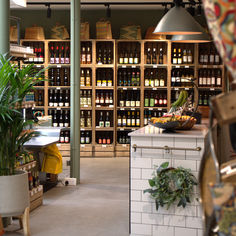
[94,144,114,157]
[115,144,130,157]
[30,185,43,212]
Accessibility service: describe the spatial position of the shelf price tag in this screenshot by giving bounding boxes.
[81,128,85,131]
[120,108,124,110]
[122,65,126,68]
[133,88,137,90]
[210,88,215,91]
[184,66,189,68]
[102,145,107,148]
[119,128,124,131]
[56,108,61,110]
[131,66,136,68]
[131,108,135,110]
[123,87,127,90]
[153,88,157,90]
[96,105,101,107]
[36,65,41,68]
[158,108,162,111]
[122,144,127,147]
[81,145,85,148]
[149,108,153,110]
[153,65,158,68]
[56,87,60,90]
[96,126,100,129]
[175,65,180,68]
[57,65,61,68]
[174,88,179,90]
[109,105,114,108]
[185,88,190,90]
[131,128,135,131]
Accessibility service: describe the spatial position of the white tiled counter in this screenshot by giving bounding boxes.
[129,125,208,236]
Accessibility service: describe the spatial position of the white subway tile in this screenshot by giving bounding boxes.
[132,168,142,179]
[153,225,174,236]
[131,212,142,223]
[163,215,185,227]
[131,190,142,201]
[173,159,196,171]
[175,138,197,149]
[142,192,154,202]
[131,223,152,235]
[142,213,163,225]
[174,205,197,216]
[142,148,163,157]
[153,137,174,147]
[186,151,202,160]
[197,229,203,236]
[142,169,154,180]
[197,206,203,218]
[196,138,205,157]
[152,204,175,214]
[175,227,197,236]
[131,158,152,168]
[152,158,172,168]
[132,137,153,146]
[185,216,203,229]
[131,201,152,213]
[131,179,150,191]
[171,149,186,160]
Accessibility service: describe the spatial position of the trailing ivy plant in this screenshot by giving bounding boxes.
[144,162,197,210]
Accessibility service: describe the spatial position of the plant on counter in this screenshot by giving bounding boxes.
[144,162,197,210]
[0,55,44,176]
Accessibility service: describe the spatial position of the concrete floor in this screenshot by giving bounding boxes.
[5,158,129,236]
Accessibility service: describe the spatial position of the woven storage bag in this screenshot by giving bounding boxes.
[51,24,69,40]
[25,25,45,40]
[120,25,142,40]
[80,22,90,40]
[96,19,112,39]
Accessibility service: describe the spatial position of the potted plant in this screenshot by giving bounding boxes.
[0,55,43,219]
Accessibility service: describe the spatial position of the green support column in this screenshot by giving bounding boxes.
[0,0,10,55]
[70,0,80,183]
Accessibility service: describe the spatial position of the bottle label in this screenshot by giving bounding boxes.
[49,102,53,107]
[129,58,133,64]
[65,58,70,64]
[126,101,131,107]
[217,78,221,86]
[53,123,58,127]
[131,101,135,107]
[127,119,131,126]
[173,58,177,64]
[132,119,136,126]
[136,119,140,126]
[122,120,126,126]
[54,103,58,107]
[120,101,124,107]
[99,121,104,127]
[134,58,139,64]
[105,121,110,127]
[55,58,60,64]
[65,103,70,107]
[187,56,192,63]
[81,137,85,144]
[60,58,65,64]
[107,139,111,144]
[118,119,122,126]
[136,101,140,107]
[59,102,64,107]
[119,58,124,64]
[64,123,69,127]
[124,58,128,64]
[85,137,90,144]
[60,137,65,143]
[98,138,102,144]
[59,123,64,127]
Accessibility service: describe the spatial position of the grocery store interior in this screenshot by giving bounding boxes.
[1,0,235,236]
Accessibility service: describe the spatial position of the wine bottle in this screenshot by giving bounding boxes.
[49,89,54,107]
[64,110,69,127]
[127,112,131,127]
[146,47,151,64]
[53,90,58,107]
[105,112,111,127]
[99,111,104,127]
[59,90,64,107]
[59,110,64,127]
[159,47,163,64]
[64,90,70,107]
[61,45,65,64]
[65,45,70,64]
[50,45,55,64]
[55,45,60,64]
[81,110,85,128]
[81,47,86,64]
[87,46,92,64]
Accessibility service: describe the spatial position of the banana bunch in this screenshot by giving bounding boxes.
[172,90,188,108]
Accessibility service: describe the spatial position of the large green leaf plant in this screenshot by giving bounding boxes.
[0,55,44,176]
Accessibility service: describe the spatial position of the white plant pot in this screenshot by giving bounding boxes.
[0,171,29,217]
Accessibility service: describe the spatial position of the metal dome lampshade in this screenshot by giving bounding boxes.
[153,3,205,35]
[171,31,211,43]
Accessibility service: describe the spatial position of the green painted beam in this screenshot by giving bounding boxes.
[0,0,10,55]
[70,0,80,184]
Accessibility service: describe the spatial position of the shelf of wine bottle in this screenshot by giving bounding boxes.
[34,90,44,106]
[80,110,92,129]
[171,43,194,65]
[96,110,113,128]
[171,68,194,87]
[48,67,70,86]
[50,109,70,128]
[117,110,140,128]
[22,41,45,64]
[59,130,70,143]
[96,68,113,87]
[95,90,114,107]
[144,42,167,65]
[48,89,70,107]
[81,41,92,65]
[117,68,140,87]
[198,42,222,65]
[118,42,140,65]
[80,131,92,144]
[198,68,222,88]
[198,90,221,106]
[117,90,140,107]
[96,41,114,65]
[49,41,70,65]
[144,90,167,108]
[95,131,113,145]
[117,131,131,144]
[80,68,92,87]
[144,68,167,87]
[80,89,92,108]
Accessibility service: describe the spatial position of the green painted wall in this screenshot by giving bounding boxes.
[10,9,207,39]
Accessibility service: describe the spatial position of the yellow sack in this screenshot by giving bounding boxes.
[41,144,62,174]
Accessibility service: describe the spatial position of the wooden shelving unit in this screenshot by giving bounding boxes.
[20,39,225,158]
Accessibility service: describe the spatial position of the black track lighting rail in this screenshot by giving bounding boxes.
[27,1,202,7]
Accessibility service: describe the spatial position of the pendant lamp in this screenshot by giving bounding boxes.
[171,31,211,43]
[153,0,205,35]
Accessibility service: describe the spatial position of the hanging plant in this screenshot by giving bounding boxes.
[144,162,197,210]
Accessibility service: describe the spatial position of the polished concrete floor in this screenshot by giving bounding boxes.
[5,158,129,236]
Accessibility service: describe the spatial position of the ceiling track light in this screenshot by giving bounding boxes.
[105,4,111,18]
[46,3,51,18]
